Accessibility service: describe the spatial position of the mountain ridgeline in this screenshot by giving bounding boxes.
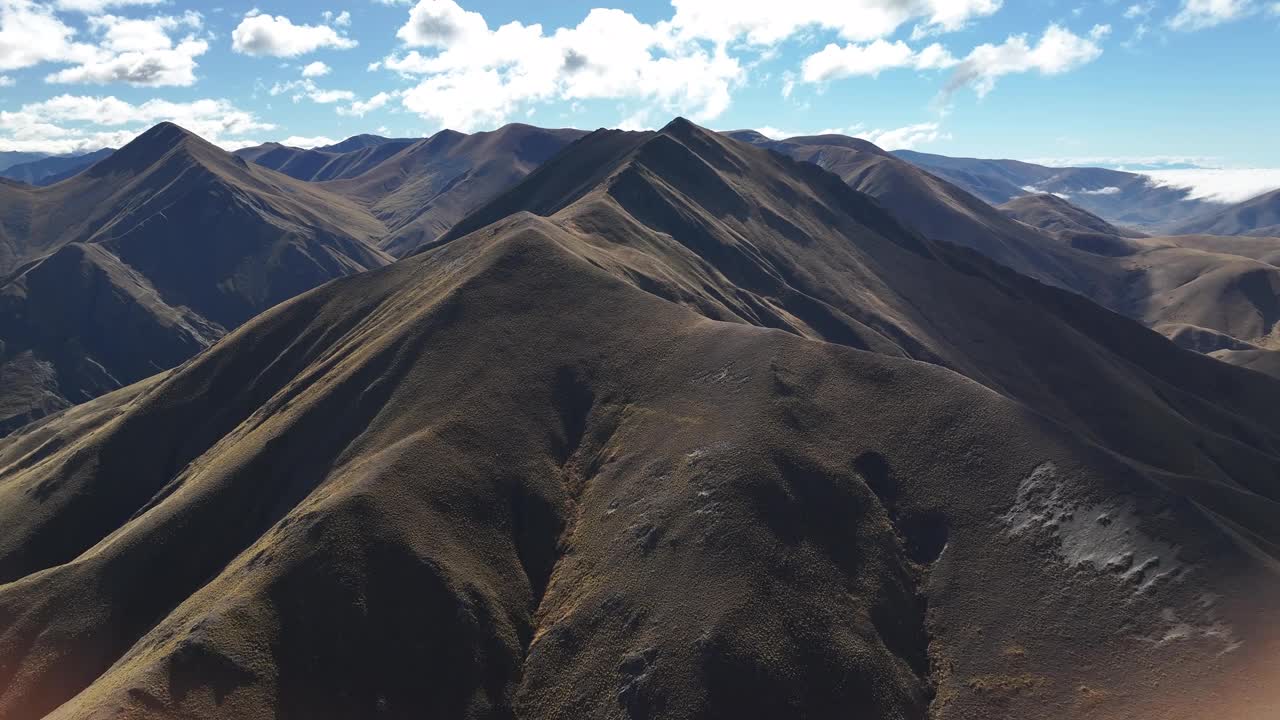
[0,118,1276,720]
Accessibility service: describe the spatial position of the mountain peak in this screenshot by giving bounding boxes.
[86,121,211,177]
[658,116,702,138]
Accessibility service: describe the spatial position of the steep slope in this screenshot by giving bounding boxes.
[0,123,390,431]
[893,149,1217,228]
[1169,188,1280,237]
[325,124,586,256]
[0,149,114,186]
[726,131,1123,301]
[1,119,1278,720]
[999,192,1145,238]
[735,131,1280,376]
[235,135,418,183]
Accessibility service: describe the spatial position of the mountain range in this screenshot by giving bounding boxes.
[0,119,1277,719]
[0,149,115,186]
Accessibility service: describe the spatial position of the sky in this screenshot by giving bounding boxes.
[0,0,1278,197]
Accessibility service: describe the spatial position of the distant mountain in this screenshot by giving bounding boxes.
[0,149,114,186]
[0,152,48,172]
[999,192,1145,238]
[322,124,587,256]
[734,130,1280,375]
[0,122,389,432]
[1,119,1277,720]
[235,135,419,182]
[1168,188,1280,237]
[892,149,1217,228]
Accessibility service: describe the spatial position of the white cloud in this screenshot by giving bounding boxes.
[301,60,330,77]
[0,0,99,72]
[862,121,948,150]
[270,77,355,104]
[801,39,956,81]
[53,0,163,12]
[281,135,338,148]
[0,74,11,86]
[45,12,209,87]
[945,23,1107,97]
[1080,186,1122,194]
[0,94,274,152]
[1168,0,1256,29]
[322,10,351,27]
[1142,168,1280,203]
[384,2,744,131]
[667,0,1003,45]
[231,11,357,57]
[337,91,393,116]
[1123,2,1155,18]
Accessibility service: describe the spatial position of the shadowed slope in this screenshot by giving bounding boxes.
[0,119,1278,720]
[891,149,1216,228]
[999,192,1145,238]
[324,124,586,256]
[234,135,418,183]
[0,123,390,431]
[734,130,1280,377]
[1169,189,1280,237]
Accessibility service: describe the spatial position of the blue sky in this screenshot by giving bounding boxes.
[1,0,1278,185]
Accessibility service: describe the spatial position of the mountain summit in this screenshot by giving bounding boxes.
[0,119,1275,720]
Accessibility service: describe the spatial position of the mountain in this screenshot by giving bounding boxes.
[0,149,114,186]
[235,135,419,183]
[0,152,48,172]
[1,119,1276,720]
[998,192,1145,238]
[0,122,390,433]
[734,131,1280,376]
[1168,188,1280,237]
[726,131,1110,296]
[322,124,587,257]
[892,149,1217,229]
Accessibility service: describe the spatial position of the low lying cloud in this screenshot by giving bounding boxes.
[1141,168,1280,204]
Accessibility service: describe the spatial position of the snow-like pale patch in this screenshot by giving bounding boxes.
[1003,462,1241,653]
[1141,168,1280,204]
[1003,463,1184,592]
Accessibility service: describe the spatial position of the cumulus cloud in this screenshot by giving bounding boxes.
[281,135,338,148]
[301,60,331,77]
[384,2,744,131]
[667,0,1003,45]
[1123,2,1156,18]
[46,11,209,87]
[750,121,945,150]
[0,0,99,71]
[862,121,948,150]
[0,74,11,86]
[945,23,1107,97]
[270,77,355,104]
[231,11,357,57]
[0,94,274,152]
[337,91,393,117]
[1168,0,1256,30]
[53,0,162,11]
[322,10,351,27]
[801,39,956,81]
